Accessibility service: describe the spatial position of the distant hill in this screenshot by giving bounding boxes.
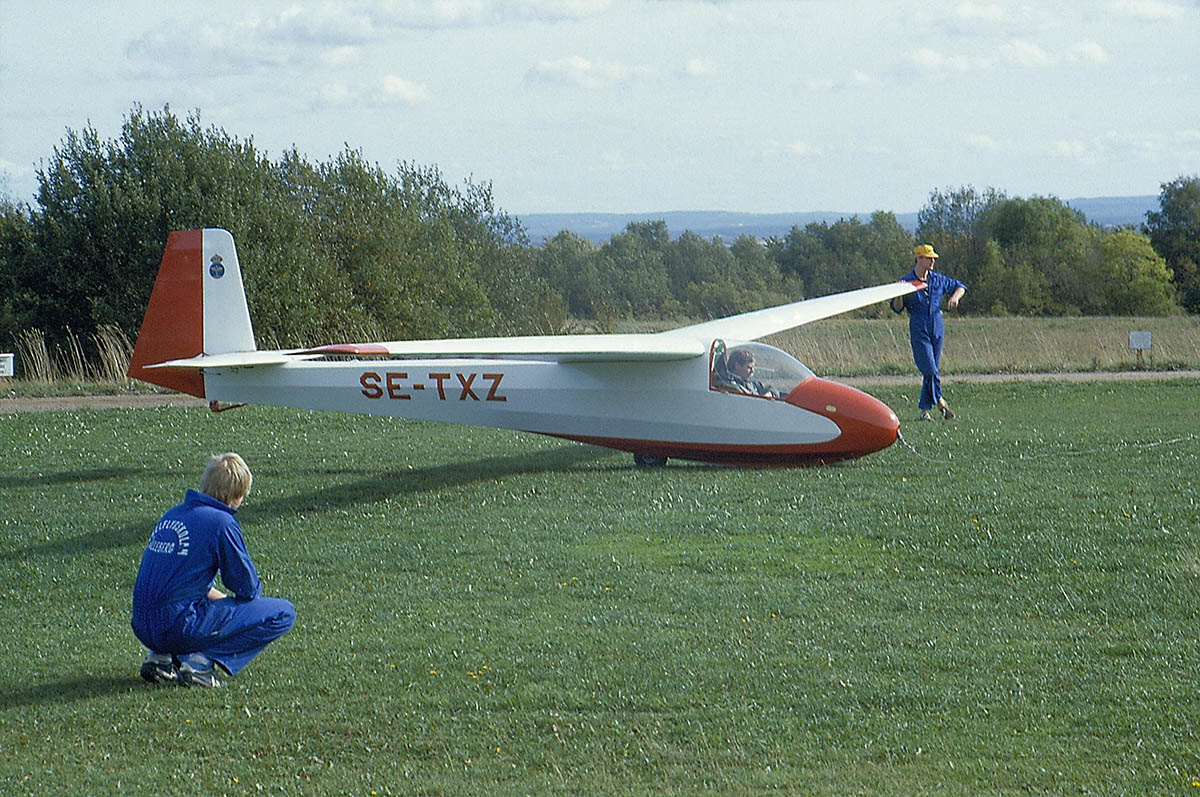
[517,196,1158,244]
[1064,195,1158,227]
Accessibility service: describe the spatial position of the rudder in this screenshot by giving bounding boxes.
[127,228,256,398]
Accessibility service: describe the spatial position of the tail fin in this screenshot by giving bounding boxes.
[127,229,256,397]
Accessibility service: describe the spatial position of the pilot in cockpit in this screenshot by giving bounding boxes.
[719,348,775,397]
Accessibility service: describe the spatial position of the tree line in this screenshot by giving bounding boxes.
[1,106,1196,359]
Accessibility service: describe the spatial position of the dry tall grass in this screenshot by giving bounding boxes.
[768,314,1200,374]
[10,326,134,384]
[14,329,54,383]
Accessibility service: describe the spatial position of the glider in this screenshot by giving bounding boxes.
[128,229,922,467]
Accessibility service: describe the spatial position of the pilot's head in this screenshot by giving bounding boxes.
[728,348,755,380]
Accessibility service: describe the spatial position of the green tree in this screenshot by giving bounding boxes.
[771,213,909,315]
[916,186,1006,290]
[599,221,671,317]
[0,199,35,345]
[304,152,536,341]
[1094,229,1177,315]
[0,104,545,354]
[534,231,602,318]
[1144,175,1200,313]
[975,197,1098,315]
[20,106,324,349]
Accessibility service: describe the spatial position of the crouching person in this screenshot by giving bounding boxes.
[132,453,295,687]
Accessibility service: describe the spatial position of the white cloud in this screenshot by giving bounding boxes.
[1051,139,1097,161]
[805,70,874,92]
[525,56,649,89]
[1000,40,1054,68]
[952,3,1009,25]
[372,0,613,29]
[125,22,291,77]
[312,75,429,108]
[378,75,429,104]
[321,46,362,67]
[1046,130,1200,165]
[760,139,824,160]
[967,133,1007,152]
[1069,41,1108,64]
[256,6,378,46]
[910,48,977,72]
[788,140,822,157]
[315,82,359,107]
[684,58,715,77]
[1110,0,1188,20]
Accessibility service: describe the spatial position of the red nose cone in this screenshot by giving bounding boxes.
[784,377,900,461]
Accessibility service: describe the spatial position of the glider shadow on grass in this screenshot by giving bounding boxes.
[4,675,141,709]
[1,443,610,564]
[0,466,130,490]
[248,442,611,520]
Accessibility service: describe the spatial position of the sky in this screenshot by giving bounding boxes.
[2,0,1198,215]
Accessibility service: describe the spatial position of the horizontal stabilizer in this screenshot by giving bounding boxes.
[147,351,319,369]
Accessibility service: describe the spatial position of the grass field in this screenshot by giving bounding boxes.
[2,378,1199,793]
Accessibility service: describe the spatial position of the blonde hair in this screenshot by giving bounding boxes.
[200,453,253,507]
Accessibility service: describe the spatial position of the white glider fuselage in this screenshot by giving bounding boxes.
[129,229,921,467]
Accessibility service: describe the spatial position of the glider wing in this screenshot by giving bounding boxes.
[660,280,924,344]
[296,334,707,362]
[286,279,923,363]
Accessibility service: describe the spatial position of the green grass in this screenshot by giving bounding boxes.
[2,379,1199,793]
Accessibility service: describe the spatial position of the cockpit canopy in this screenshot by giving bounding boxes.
[710,339,815,398]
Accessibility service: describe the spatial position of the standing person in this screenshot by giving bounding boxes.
[892,244,967,420]
[132,453,295,687]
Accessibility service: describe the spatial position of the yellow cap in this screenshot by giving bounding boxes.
[913,244,939,259]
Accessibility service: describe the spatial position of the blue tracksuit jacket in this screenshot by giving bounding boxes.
[132,489,293,675]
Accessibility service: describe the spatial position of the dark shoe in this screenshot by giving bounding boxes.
[178,661,224,688]
[140,652,178,684]
[940,405,955,420]
[918,410,932,421]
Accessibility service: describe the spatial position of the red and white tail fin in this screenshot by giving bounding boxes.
[127,229,256,398]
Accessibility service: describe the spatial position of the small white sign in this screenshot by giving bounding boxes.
[1129,331,1152,350]
[0,353,13,377]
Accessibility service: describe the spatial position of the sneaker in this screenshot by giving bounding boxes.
[940,404,956,420]
[918,410,932,421]
[140,652,178,684]
[178,660,224,688]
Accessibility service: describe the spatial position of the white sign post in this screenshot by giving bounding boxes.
[1129,331,1151,368]
[0,353,14,381]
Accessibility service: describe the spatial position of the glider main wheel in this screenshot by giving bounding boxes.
[633,454,668,468]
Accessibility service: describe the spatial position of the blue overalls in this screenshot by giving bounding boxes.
[894,269,967,411]
[132,489,295,676]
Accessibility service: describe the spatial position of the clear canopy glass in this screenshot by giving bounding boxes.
[710,339,815,398]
